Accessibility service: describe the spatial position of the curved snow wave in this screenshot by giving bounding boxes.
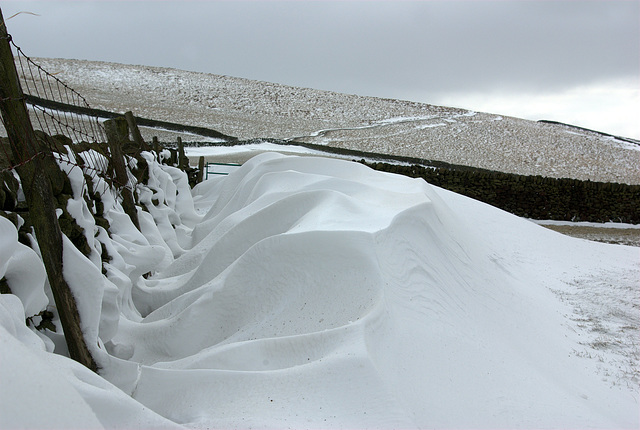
[0,217,48,317]
[119,230,385,365]
[1,153,638,429]
[0,239,181,430]
[109,153,636,428]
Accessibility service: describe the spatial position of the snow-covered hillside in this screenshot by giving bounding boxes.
[1,153,638,429]
[22,58,640,185]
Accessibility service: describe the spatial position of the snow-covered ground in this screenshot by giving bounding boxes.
[1,152,638,429]
[184,142,640,246]
[10,58,640,185]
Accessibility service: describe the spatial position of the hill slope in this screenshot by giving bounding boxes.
[25,58,640,185]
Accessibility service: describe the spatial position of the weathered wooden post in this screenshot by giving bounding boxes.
[124,110,150,151]
[0,8,97,372]
[168,148,177,166]
[177,136,188,169]
[197,156,205,183]
[103,117,140,231]
[152,136,161,161]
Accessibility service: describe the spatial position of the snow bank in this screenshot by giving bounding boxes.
[0,219,181,430]
[0,217,47,317]
[1,153,638,429]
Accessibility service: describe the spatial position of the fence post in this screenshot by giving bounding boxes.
[0,9,97,372]
[197,156,205,183]
[103,117,140,231]
[124,110,150,151]
[177,136,188,169]
[152,136,161,161]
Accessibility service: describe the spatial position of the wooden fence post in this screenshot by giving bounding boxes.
[152,136,161,161]
[197,156,205,183]
[124,110,150,151]
[103,117,140,231]
[177,136,188,169]
[0,8,97,372]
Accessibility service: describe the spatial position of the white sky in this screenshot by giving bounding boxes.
[2,0,639,139]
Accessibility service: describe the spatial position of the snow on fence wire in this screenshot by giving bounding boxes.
[0,29,131,194]
[0,11,101,371]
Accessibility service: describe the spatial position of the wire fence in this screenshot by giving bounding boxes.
[14,49,107,145]
[0,32,127,194]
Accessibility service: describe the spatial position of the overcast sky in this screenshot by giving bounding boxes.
[3,0,639,139]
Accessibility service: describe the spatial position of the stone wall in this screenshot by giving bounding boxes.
[361,161,640,224]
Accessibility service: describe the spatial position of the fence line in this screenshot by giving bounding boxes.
[14,48,106,144]
[0,8,99,371]
[23,93,237,143]
[0,33,131,194]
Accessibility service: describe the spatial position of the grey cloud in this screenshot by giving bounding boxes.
[3,1,638,102]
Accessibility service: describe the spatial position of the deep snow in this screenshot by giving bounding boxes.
[1,152,638,429]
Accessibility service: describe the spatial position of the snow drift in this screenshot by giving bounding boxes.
[1,152,638,429]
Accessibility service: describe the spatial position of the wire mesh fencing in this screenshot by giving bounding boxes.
[0,29,134,195]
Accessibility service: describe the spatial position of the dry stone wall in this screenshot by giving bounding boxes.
[361,161,640,224]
